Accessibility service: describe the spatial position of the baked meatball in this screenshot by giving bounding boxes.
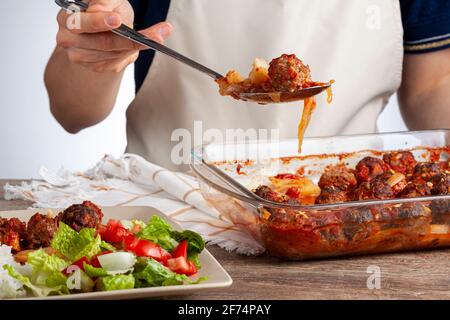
[382,151,416,175]
[268,54,311,92]
[58,201,103,232]
[318,165,357,192]
[399,182,432,198]
[315,186,349,204]
[412,162,442,183]
[353,175,396,201]
[0,218,26,252]
[26,213,58,249]
[355,157,390,183]
[254,185,289,203]
[431,174,450,195]
[81,201,104,222]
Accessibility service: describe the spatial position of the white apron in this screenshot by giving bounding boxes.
[126,0,404,171]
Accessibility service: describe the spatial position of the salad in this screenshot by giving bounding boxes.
[0,202,206,298]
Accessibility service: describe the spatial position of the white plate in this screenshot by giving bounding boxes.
[1,206,232,300]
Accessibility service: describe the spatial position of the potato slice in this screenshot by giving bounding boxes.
[225,70,244,84]
[248,58,269,85]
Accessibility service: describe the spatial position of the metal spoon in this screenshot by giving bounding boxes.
[55,0,330,103]
[238,84,332,104]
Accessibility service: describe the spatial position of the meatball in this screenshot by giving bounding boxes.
[0,218,26,252]
[412,162,442,183]
[57,201,103,232]
[431,174,450,195]
[81,201,104,222]
[353,177,395,201]
[355,157,390,183]
[318,165,357,192]
[382,151,416,175]
[26,213,58,249]
[399,182,432,198]
[315,186,349,204]
[254,185,289,203]
[268,54,311,92]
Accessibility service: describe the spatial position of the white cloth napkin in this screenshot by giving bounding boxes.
[3,154,264,255]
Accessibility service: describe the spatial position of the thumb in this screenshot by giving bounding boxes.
[87,0,124,12]
[139,22,173,44]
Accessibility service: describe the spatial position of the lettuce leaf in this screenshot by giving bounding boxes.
[84,263,109,278]
[170,230,205,268]
[133,258,194,287]
[27,249,69,289]
[3,265,66,297]
[51,222,101,262]
[3,249,69,297]
[100,241,116,252]
[137,216,176,251]
[98,274,135,291]
[133,258,207,287]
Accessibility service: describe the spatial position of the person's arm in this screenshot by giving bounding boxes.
[45,0,172,133]
[398,48,450,130]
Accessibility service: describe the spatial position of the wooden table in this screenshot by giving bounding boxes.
[2,180,450,300]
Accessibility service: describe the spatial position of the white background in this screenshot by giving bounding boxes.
[0,0,406,179]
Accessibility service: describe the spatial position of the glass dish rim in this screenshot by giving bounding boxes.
[190,129,450,210]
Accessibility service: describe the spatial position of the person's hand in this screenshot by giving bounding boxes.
[56,0,172,73]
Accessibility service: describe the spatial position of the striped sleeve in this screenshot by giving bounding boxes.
[400,0,450,54]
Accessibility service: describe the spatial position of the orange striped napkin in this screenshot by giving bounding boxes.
[3,154,264,255]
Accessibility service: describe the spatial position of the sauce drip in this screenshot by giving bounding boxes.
[296,80,334,153]
[297,97,317,153]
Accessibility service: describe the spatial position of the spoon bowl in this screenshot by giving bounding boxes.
[238,83,332,104]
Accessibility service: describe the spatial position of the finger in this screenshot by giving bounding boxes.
[67,11,122,34]
[139,22,173,44]
[87,0,125,12]
[58,30,143,51]
[66,47,133,63]
[58,22,172,51]
[108,51,140,72]
[80,51,139,73]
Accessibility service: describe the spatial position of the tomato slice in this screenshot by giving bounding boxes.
[62,256,90,275]
[100,220,132,243]
[167,256,197,276]
[133,239,172,262]
[172,240,188,259]
[123,235,171,262]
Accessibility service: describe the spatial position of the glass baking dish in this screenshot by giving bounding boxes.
[191,130,450,260]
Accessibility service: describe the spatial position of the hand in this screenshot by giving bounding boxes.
[56,0,172,73]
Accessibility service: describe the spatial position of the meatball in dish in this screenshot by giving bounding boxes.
[253,149,449,206]
[355,157,390,183]
[315,186,349,204]
[399,182,432,198]
[412,162,443,183]
[318,165,357,192]
[431,174,450,195]
[353,172,406,201]
[382,151,416,175]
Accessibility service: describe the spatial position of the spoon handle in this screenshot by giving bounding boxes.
[55,0,224,80]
